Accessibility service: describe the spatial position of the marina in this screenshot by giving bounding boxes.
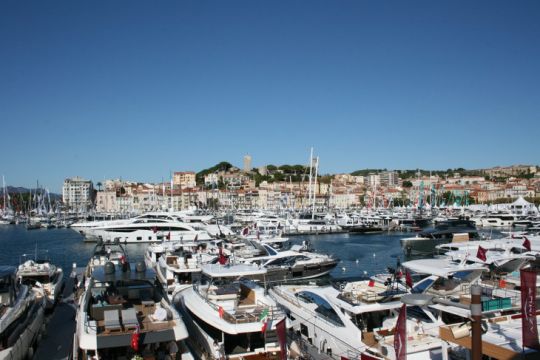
[0,213,539,359]
[2,1,540,359]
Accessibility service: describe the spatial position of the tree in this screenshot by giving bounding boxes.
[97,182,102,191]
[402,180,413,188]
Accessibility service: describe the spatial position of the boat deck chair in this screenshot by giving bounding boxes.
[104,309,121,333]
[122,308,139,330]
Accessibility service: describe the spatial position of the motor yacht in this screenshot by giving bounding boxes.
[17,257,64,309]
[176,264,286,359]
[400,219,479,255]
[270,282,443,360]
[0,266,45,360]
[74,261,189,359]
[87,221,212,243]
[239,243,338,282]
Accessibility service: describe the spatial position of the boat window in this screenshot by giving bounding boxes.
[406,306,434,323]
[0,276,11,293]
[412,277,435,294]
[353,310,390,332]
[297,291,344,326]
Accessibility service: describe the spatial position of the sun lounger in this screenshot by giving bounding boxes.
[122,308,139,330]
[104,309,121,332]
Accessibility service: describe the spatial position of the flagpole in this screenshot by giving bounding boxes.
[470,285,482,360]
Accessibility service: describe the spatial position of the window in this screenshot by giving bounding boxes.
[298,291,344,326]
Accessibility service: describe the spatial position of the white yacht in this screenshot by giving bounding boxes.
[0,266,45,360]
[74,261,189,359]
[176,264,286,359]
[270,282,443,360]
[87,221,212,243]
[239,243,338,282]
[144,241,216,297]
[480,214,515,227]
[17,258,64,309]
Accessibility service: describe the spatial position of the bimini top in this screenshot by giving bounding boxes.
[92,263,156,283]
[201,263,267,278]
[402,259,488,278]
[0,266,16,278]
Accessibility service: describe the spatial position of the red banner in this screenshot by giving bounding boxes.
[275,317,287,360]
[394,304,407,360]
[405,270,413,289]
[476,246,487,262]
[520,269,540,350]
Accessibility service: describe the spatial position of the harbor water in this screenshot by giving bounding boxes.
[0,225,500,279]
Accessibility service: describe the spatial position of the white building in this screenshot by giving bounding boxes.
[62,177,93,211]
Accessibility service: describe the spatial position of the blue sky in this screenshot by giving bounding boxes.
[1,1,539,191]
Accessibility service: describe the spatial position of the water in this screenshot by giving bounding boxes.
[0,225,409,278]
[0,225,500,279]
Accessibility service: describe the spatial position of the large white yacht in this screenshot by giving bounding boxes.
[176,264,286,359]
[86,220,212,243]
[0,266,45,360]
[74,261,189,359]
[270,281,443,360]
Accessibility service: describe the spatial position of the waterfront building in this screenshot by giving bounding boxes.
[95,190,118,213]
[62,176,93,212]
[173,171,196,189]
[379,170,399,187]
[204,173,219,187]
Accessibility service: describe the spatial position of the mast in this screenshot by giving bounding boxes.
[307,147,313,212]
[311,156,319,219]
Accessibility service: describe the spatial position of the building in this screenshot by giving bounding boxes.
[204,173,220,187]
[62,177,94,211]
[173,172,196,189]
[95,190,118,213]
[243,155,252,173]
[379,171,399,187]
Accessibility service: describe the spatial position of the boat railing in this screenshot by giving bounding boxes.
[194,283,284,324]
[288,324,366,360]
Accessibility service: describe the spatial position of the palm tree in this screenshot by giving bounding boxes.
[97,182,102,191]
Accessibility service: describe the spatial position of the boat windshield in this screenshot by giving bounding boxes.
[297,291,344,326]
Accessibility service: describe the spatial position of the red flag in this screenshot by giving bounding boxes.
[166,232,171,241]
[130,325,140,352]
[476,246,487,262]
[242,227,249,236]
[275,317,287,360]
[368,279,375,287]
[523,236,531,252]
[394,304,407,360]
[218,306,224,318]
[520,269,540,350]
[405,270,413,288]
[498,279,507,288]
[218,247,227,265]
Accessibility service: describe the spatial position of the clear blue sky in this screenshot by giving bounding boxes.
[1,1,539,192]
